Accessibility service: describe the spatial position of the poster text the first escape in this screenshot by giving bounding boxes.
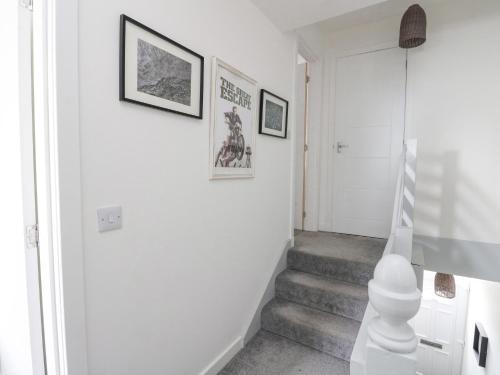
[219,77,252,110]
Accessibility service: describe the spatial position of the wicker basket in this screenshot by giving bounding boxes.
[434,273,456,299]
[399,4,427,48]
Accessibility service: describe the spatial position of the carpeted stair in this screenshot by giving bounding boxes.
[262,232,384,361]
[220,231,385,374]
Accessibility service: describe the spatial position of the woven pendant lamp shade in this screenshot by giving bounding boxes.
[434,273,456,299]
[399,4,427,48]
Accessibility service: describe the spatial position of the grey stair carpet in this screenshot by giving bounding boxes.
[220,232,384,374]
[289,231,383,285]
[276,270,368,322]
[261,299,360,361]
[220,331,349,375]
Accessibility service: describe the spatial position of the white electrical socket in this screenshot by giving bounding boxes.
[97,206,122,232]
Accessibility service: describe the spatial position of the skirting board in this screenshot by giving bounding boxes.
[199,336,243,375]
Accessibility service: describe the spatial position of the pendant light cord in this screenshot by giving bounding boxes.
[403,49,408,144]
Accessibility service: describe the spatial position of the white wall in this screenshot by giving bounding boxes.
[77,0,295,374]
[462,279,500,375]
[320,0,500,245]
[407,0,500,244]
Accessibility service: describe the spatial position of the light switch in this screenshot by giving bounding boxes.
[97,206,122,232]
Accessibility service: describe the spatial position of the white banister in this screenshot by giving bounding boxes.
[350,140,421,375]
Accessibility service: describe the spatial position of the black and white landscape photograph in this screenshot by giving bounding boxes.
[137,39,192,106]
[259,89,288,139]
[264,99,284,131]
[120,15,204,118]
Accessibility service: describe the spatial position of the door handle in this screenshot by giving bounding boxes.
[336,141,349,154]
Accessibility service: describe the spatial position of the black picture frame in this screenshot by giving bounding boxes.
[258,89,289,139]
[119,14,204,119]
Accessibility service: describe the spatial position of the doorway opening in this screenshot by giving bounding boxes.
[0,2,47,374]
[0,1,80,374]
[294,53,310,231]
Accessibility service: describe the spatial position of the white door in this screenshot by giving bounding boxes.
[412,273,469,375]
[0,2,46,374]
[332,48,406,238]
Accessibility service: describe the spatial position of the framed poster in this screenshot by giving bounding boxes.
[209,58,257,179]
[119,14,204,119]
[259,89,288,138]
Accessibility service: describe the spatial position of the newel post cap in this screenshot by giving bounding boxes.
[372,254,419,294]
[367,254,422,353]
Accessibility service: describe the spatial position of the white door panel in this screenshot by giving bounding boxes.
[416,345,432,375]
[434,351,451,373]
[332,48,406,238]
[343,158,391,189]
[414,303,432,337]
[413,273,469,375]
[347,126,392,158]
[434,309,454,345]
[336,55,400,126]
[339,218,389,238]
[342,189,390,221]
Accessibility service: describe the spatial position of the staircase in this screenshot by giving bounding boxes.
[220,231,385,374]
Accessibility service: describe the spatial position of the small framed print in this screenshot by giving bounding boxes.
[210,57,258,179]
[119,15,204,119]
[259,89,288,139]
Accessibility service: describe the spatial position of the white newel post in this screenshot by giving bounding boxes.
[366,254,421,375]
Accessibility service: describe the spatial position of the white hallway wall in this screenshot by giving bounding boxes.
[78,0,295,373]
[319,0,500,246]
[462,279,500,375]
[407,0,500,244]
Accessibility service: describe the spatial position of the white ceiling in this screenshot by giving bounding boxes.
[250,0,390,31]
[316,0,452,34]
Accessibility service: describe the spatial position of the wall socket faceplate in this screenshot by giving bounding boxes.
[97,206,122,232]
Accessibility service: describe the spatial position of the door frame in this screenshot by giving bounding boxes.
[292,35,327,233]
[32,0,88,373]
[325,42,406,236]
[8,2,47,373]
[293,58,309,231]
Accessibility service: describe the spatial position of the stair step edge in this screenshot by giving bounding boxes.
[262,298,361,340]
[276,269,369,300]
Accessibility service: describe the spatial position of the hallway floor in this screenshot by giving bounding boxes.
[219,231,385,375]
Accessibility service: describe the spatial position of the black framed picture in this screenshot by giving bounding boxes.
[258,89,288,138]
[119,15,204,119]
